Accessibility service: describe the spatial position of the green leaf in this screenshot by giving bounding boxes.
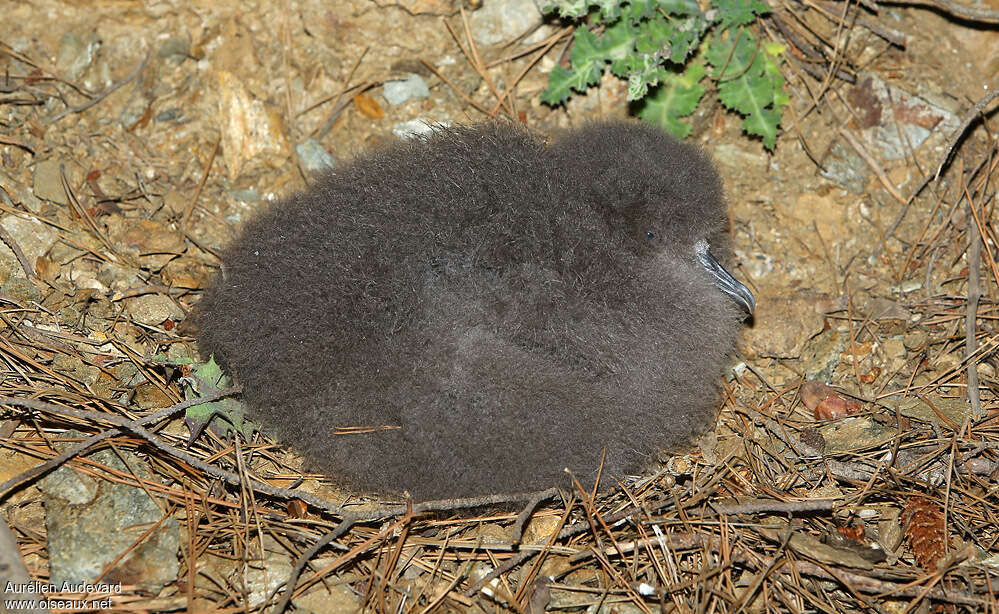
[635,62,706,139]
[594,0,623,20]
[655,0,701,16]
[542,65,582,105]
[540,0,787,149]
[543,23,636,105]
[626,64,668,100]
[707,29,786,149]
[705,28,757,80]
[183,356,255,442]
[740,107,782,149]
[714,0,770,30]
[597,19,639,60]
[543,0,590,18]
[622,0,657,22]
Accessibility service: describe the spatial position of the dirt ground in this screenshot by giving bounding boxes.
[2,0,999,611]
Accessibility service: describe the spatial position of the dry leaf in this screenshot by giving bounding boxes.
[353,92,384,119]
[801,380,863,419]
[35,256,58,281]
[859,366,881,383]
[287,499,308,519]
[837,523,865,540]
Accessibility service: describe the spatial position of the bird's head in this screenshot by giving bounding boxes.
[548,121,754,314]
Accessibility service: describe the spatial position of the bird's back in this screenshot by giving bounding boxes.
[199,124,551,408]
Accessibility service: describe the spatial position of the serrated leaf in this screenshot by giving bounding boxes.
[594,0,623,20]
[634,14,675,54]
[183,356,255,442]
[543,0,590,18]
[569,27,603,64]
[598,19,638,60]
[635,62,706,138]
[622,0,657,22]
[543,65,590,105]
[714,0,770,30]
[706,28,758,80]
[542,23,635,106]
[626,64,668,100]
[740,107,781,149]
[707,30,785,149]
[655,0,701,16]
[716,63,771,114]
[667,16,709,63]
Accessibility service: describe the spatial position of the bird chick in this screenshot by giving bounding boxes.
[196,120,754,500]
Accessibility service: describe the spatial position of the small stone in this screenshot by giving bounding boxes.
[160,257,213,289]
[158,38,190,63]
[0,214,59,266]
[217,70,291,179]
[229,188,260,202]
[293,584,361,614]
[56,32,101,81]
[475,523,511,545]
[904,329,929,350]
[133,381,174,408]
[233,536,292,607]
[846,75,959,161]
[884,396,973,427]
[522,514,561,545]
[296,139,336,175]
[819,139,870,194]
[106,217,187,271]
[977,362,995,379]
[468,0,542,45]
[33,159,69,204]
[881,336,906,362]
[0,254,21,287]
[0,171,45,213]
[52,354,100,386]
[126,294,185,326]
[38,458,99,505]
[820,417,892,452]
[0,277,42,303]
[155,108,183,122]
[40,431,179,587]
[877,508,904,552]
[382,73,430,106]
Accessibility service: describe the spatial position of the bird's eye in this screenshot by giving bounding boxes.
[646,232,655,239]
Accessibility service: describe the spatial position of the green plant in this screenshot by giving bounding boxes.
[541,0,788,149]
[182,356,256,441]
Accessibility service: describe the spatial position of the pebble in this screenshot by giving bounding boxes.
[296,138,336,174]
[382,73,430,106]
[56,32,101,81]
[126,294,185,326]
[468,0,542,45]
[33,159,68,204]
[39,431,179,587]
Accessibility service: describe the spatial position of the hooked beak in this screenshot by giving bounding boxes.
[694,240,755,315]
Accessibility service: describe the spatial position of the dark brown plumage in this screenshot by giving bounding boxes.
[196,120,752,500]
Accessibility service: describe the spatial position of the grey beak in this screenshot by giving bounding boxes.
[694,240,755,314]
